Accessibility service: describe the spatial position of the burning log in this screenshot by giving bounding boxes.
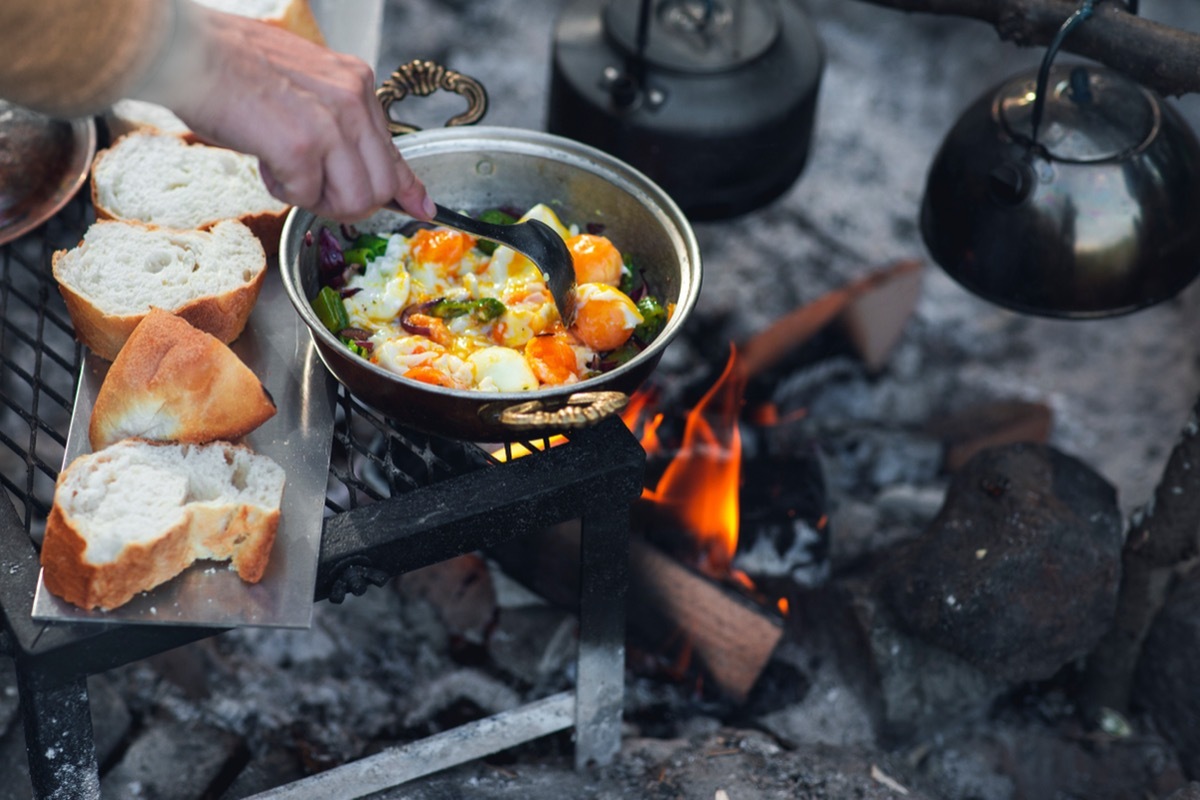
[736,259,923,381]
[489,525,784,703]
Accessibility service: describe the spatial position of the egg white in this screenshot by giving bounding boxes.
[345,211,611,391]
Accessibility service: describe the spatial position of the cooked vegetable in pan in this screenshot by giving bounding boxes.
[310,203,670,392]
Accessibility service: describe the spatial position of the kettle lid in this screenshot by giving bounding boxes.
[997,64,1158,162]
[603,0,782,74]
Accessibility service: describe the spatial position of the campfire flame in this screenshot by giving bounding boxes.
[623,347,747,578]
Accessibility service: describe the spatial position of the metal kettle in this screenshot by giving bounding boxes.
[920,29,1200,318]
[547,0,824,221]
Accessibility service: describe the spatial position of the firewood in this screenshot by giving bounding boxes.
[628,536,784,701]
[737,259,923,381]
[488,524,784,702]
[925,400,1054,472]
[836,259,923,373]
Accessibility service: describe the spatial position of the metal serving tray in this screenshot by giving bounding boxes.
[30,266,336,628]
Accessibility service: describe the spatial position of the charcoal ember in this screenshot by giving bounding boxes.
[879,442,1123,682]
[734,433,830,592]
[101,717,245,800]
[1134,566,1200,780]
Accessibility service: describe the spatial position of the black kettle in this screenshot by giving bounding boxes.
[547,0,824,221]
[920,6,1200,318]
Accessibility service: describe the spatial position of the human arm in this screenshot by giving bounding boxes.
[0,0,434,222]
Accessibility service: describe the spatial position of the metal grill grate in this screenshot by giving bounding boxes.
[325,387,497,516]
[0,197,582,542]
[0,195,89,534]
[2,199,637,800]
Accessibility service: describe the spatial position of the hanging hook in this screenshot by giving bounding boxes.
[1029,0,1096,146]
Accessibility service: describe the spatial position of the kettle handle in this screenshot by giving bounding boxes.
[376,59,489,135]
[1028,1,1095,146]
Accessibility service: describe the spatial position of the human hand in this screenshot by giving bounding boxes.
[140,2,435,222]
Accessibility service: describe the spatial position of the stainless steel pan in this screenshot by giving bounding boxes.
[279,62,701,441]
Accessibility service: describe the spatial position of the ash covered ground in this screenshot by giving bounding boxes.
[11,2,1200,799]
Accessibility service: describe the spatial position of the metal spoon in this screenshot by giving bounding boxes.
[387,200,576,324]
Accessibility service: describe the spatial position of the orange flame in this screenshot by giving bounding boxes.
[629,347,746,576]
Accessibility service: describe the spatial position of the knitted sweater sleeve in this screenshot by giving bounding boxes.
[0,0,178,118]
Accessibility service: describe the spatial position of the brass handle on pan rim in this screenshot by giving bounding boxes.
[493,391,630,432]
[376,59,488,135]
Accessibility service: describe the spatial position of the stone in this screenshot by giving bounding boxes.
[914,719,1186,800]
[1134,565,1200,780]
[817,577,1007,746]
[880,443,1123,682]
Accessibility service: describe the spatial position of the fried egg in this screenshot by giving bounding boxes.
[343,204,646,391]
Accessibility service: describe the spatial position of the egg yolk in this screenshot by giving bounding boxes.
[567,233,624,286]
[404,364,457,387]
[412,228,476,266]
[570,283,643,352]
[525,332,580,385]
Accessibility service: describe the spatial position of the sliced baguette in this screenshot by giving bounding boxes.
[195,0,326,45]
[105,99,193,141]
[41,439,287,611]
[89,309,277,450]
[52,219,267,361]
[90,132,290,255]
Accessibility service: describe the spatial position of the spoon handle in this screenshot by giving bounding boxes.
[430,203,509,243]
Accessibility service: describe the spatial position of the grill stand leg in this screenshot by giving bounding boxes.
[574,500,629,769]
[16,665,101,800]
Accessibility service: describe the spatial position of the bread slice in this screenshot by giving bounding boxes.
[195,0,326,45]
[89,309,277,450]
[41,439,287,611]
[90,132,290,255]
[105,99,194,141]
[52,219,267,361]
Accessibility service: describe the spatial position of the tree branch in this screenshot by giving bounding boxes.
[1081,398,1200,717]
[855,0,1200,98]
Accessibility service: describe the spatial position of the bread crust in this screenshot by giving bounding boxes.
[52,246,266,362]
[41,441,284,611]
[270,0,326,46]
[89,309,277,450]
[89,134,291,258]
[41,499,194,611]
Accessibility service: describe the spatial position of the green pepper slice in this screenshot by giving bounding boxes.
[312,286,350,334]
[475,209,518,255]
[426,297,507,322]
[633,295,667,342]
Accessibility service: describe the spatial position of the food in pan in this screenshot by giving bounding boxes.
[88,309,277,451]
[52,218,267,361]
[40,439,286,611]
[308,203,669,391]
